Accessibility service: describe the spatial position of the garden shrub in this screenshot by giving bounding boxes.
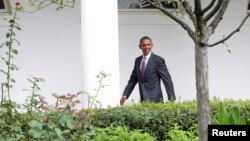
[210,98,250,124]
[167,124,198,141]
[80,126,156,141]
[92,101,198,140]
[0,98,250,140]
[211,101,246,125]
[92,99,250,140]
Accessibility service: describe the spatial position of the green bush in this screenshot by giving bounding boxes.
[167,124,198,141]
[92,101,198,140]
[210,98,250,124]
[211,102,246,125]
[1,98,250,140]
[81,126,156,141]
[92,99,250,140]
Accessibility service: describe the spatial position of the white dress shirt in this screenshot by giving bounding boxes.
[140,52,152,70]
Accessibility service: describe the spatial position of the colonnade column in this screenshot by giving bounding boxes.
[81,0,120,108]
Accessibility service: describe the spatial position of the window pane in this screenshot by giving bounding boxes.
[118,0,177,10]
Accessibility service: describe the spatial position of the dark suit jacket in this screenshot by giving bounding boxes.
[123,53,176,102]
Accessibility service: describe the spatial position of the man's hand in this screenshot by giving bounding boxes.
[120,96,126,105]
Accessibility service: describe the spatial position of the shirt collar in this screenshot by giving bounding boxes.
[143,52,152,60]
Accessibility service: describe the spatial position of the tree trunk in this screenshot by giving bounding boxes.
[195,40,210,141]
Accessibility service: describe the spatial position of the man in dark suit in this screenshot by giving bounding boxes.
[120,36,176,105]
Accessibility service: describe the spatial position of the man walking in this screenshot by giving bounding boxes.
[120,36,176,105]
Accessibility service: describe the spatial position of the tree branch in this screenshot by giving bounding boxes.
[204,0,223,22]
[201,0,216,15]
[202,12,250,47]
[182,0,196,26]
[194,0,203,31]
[146,0,196,41]
[23,2,53,13]
[194,0,202,14]
[209,0,230,33]
[23,0,76,13]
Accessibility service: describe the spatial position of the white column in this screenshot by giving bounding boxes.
[81,0,120,108]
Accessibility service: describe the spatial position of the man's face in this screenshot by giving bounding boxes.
[139,39,153,56]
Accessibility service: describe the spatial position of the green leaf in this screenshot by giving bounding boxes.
[12,49,18,55]
[28,120,43,129]
[13,39,20,45]
[10,66,15,71]
[0,69,7,75]
[28,129,42,138]
[58,114,67,126]
[37,87,41,91]
[66,118,76,129]
[1,56,7,61]
[28,78,35,84]
[231,104,240,124]
[31,99,38,105]
[52,92,59,98]
[5,52,14,58]
[15,26,22,30]
[5,41,11,46]
[218,102,228,124]
[47,124,55,130]
[211,118,220,125]
[1,82,8,87]
[55,128,65,140]
[240,118,246,124]
[228,114,235,124]
[10,79,15,83]
[7,84,13,88]
[6,33,11,38]
[0,43,4,48]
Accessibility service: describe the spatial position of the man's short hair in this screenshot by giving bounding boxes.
[139,36,152,45]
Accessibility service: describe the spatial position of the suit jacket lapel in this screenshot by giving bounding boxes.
[137,56,143,80]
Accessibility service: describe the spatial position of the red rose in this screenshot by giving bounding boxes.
[15,2,20,6]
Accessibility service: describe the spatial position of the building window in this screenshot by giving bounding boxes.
[0,0,5,9]
[0,0,11,15]
[118,0,177,10]
[248,0,250,11]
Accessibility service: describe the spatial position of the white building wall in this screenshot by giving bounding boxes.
[0,0,82,105]
[119,0,250,103]
[0,0,249,107]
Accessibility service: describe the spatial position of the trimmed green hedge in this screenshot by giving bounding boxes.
[1,98,249,140]
[92,98,250,140]
[82,126,156,141]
